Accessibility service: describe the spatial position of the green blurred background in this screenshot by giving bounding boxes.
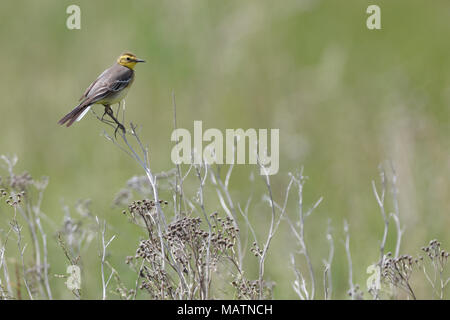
[0,0,449,299]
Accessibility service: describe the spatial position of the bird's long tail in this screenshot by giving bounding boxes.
[58,101,92,127]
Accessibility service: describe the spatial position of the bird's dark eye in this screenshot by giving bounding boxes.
[126,57,131,61]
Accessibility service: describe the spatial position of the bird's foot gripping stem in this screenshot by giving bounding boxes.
[104,105,126,137]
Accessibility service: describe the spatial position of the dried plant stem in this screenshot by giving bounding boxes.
[33,182,52,299]
[171,92,187,218]
[2,156,48,298]
[97,217,116,300]
[389,162,403,258]
[194,164,212,299]
[372,168,388,265]
[0,230,13,299]
[286,170,320,300]
[343,220,354,300]
[210,165,243,267]
[98,109,189,295]
[34,216,52,299]
[12,207,33,300]
[256,165,294,299]
[258,173,276,299]
[323,221,334,300]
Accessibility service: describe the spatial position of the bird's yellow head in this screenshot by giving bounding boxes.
[117,52,145,69]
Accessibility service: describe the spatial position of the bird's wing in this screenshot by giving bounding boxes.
[81,65,134,104]
[79,68,109,101]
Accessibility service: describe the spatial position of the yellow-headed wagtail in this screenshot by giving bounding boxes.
[58,52,145,134]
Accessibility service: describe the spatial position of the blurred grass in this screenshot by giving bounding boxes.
[0,0,449,299]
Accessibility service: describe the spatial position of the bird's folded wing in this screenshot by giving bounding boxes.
[109,79,132,92]
[86,79,131,103]
[81,65,133,103]
[80,69,109,101]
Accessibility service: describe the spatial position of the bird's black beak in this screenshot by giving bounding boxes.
[134,58,145,63]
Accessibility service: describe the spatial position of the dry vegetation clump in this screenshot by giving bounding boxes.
[0,110,449,300]
[123,199,235,299]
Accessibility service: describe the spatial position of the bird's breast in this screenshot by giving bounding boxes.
[107,85,131,104]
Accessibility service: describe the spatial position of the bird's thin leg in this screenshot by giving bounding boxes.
[115,101,121,119]
[99,109,115,126]
[104,105,125,137]
[101,110,108,121]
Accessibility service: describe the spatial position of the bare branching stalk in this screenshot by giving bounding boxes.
[171,92,187,219]
[0,230,13,299]
[389,162,403,258]
[253,162,295,299]
[12,207,33,300]
[372,167,388,266]
[258,172,276,299]
[237,197,256,257]
[372,163,405,299]
[323,220,334,300]
[373,163,403,262]
[98,108,170,276]
[194,163,213,299]
[96,217,116,300]
[209,159,243,267]
[33,178,52,299]
[420,240,449,299]
[343,220,355,300]
[0,155,54,299]
[286,169,321,300]
[291,254,310,300]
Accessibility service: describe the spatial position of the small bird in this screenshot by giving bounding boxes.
[58,52,145,133]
